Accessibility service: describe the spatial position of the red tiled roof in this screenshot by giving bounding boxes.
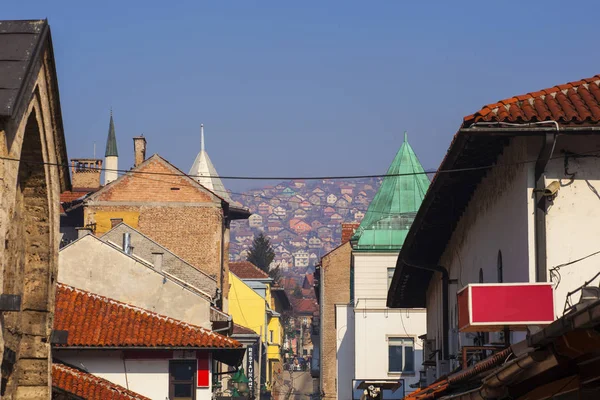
[229,261,269,279]
[52,362,150,400]
[292,298,318,315]
[54,283,242,349]
[232,324,258,336]
[464,74,600,126]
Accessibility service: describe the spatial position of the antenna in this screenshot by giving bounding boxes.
[93,142,96,159]
[201,124,205,152]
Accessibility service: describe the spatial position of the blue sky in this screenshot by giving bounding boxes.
[5,1,600,191]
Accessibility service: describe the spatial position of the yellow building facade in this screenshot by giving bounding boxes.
[228,271,288,393]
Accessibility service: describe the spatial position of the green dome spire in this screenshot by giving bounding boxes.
[352,133,430,251]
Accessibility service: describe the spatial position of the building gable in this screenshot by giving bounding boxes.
[87,155,223,205]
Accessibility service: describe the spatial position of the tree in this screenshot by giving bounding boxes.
[269,265,282,285]
[247,233,275,273]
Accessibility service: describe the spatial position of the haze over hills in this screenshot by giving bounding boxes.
[229,178,382,273]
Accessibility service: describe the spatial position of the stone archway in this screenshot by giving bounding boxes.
[2,107,53,399]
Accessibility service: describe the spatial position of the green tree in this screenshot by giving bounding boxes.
[269,265,282,285]
[247,233,275,273]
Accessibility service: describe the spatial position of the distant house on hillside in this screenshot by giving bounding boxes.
[317,226,333,239]
[291,220,312,235]
[278,229,296,240]
[275,183,286,191]
[269,198,281,207]
[274,206,287,217]
[335,198,350,216]
[341,194,353,203]
[312,187,325,197]
[330,213,343,222]
[267,213,281,222]
[290,236,307,248]
[309,194,321,205]
[323,207,335,218]
[293,250,310,268]
[267,221,283,233]
[300,200,312,211]
[340,185,354,195]
[258,202,272,214]
[282,187,295,197]
[293,209,308,220]
[311,220,324,230]
[248,214,263,228]
[292,180,306,188]
[354,210,365,221]
[308,237,323,249]
[326,194,338,205]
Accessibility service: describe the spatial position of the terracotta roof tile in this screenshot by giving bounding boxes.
[464,74,600,126]
[54,283,242,349]
[291,298,318,315]
[229,261,269,279]
[52,362,150,400]
[232,324,258,335]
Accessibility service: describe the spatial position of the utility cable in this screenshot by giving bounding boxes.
[4,148,600,181]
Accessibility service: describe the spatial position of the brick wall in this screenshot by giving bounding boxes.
[320,242,352,399]
[84,156,230,299]
[101,224,218,298]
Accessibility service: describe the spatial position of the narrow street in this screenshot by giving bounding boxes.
[286,371,315,400]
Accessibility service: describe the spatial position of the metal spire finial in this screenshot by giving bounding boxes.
[404,131,408,142]
[201,124,205,152]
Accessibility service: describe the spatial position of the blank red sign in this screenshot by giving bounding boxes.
[471,284,554,324]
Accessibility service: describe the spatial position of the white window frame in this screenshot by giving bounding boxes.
[388,337,415,374]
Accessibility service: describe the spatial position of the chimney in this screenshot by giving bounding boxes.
[341,222,360,244]
[76,227,93,238]
[70,158,102,190]
[133,136,147,168]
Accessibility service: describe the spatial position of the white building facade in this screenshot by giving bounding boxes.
[389,77,600,394]
[336,135,431,399]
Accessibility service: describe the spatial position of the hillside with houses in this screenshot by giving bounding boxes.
[229,178,381,273]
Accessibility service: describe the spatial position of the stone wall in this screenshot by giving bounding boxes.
[0,63,65,399]
[319,242,351,399]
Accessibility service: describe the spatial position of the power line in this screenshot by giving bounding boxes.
[3,148,600,181]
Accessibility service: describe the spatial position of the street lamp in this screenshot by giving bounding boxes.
[230,367,250,396]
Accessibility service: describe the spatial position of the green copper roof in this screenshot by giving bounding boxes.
[105,112,118,157]
[352,133,430,251]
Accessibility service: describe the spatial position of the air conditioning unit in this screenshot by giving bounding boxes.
[422,339,437,367]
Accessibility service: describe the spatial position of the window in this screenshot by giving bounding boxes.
[388,338,414,373]
[169,360,196,400]
[387,268,395,289]
[269,330,274,343]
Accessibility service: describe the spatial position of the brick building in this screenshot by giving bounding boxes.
[0,20,70,399]
[82,152,249,309]
[313,222,357,400]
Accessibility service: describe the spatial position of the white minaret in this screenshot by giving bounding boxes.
[189,124,231,201]
[104,110,118,185]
